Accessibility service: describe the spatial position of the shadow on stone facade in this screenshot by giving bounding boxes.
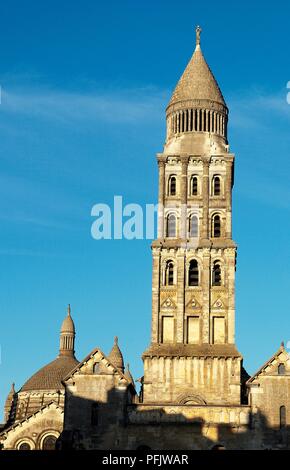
[57,386,290,450]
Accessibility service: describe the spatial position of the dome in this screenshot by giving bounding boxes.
[21,355,79,392]
[108,336,124,372]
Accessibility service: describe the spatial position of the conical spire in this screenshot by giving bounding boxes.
[165,26,228,152]
[108,336,124,372]
[124,363,134,384]
[59,304,76,357]
[168,26,226,108]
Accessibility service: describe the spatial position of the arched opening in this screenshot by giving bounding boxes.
[280,406,286,428]
[189,215,198,238]
[18,442,31,451]
[212,261,222,286]
[278,364,285,375]
[212,214,221,238]
[168,176,176,196]
[167,214,177,238]
[93,362,100,374]
[190,176,198,196]
[136,445,152,452]
[42,435,57,450]
[213,175,221,196]
[165,261,174,286]
[188,260,199,286]
[211,444,226,451]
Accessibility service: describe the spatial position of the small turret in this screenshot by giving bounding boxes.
[108,336,124,372]
[124,363,134,384]
[59,304,76,358]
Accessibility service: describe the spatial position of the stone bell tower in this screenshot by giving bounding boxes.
[142,27,243,406]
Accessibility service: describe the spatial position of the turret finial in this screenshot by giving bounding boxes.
[67,304,71,316]
[196,25,202,47]
[114,336,118,345]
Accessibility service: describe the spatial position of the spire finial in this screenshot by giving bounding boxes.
[195,25,202,47]
[67,304,71,316]
[281,341,285,348]
[114,336,118,345]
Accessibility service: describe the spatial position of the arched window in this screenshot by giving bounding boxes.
[280,406,286,428]
[165,261,174,286]
[168,176,176,196]
[42,435,57,450]
[188,260,199,286]
[278,364,286,375]
[190,176,198,196]
[18,442,31,451]
[213,176,221,196]
[167,214,177,238]
[189,215,198,238]
[212,261,222,286]
[212,214,221,238]
[93,362,100,374]
[91,403,99,426]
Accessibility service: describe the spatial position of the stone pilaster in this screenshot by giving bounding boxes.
[151,247,161,343]
[176,248,186,343]
[225,157,234,239]
[201,248,211,343]
[201,157,210,239]
[157,155,166,239]
[180,156,189,239]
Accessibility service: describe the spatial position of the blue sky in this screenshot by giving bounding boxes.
[0,0,290,418]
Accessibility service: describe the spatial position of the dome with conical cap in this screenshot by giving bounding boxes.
[21,306,78,392]
[61,304,75,333]
[108,336,124,372]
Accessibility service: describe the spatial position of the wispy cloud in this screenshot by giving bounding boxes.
[0,85,167,126]
[228,88,290,130]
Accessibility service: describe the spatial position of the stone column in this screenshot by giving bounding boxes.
[157,156,166,239]
[188,109,192,131]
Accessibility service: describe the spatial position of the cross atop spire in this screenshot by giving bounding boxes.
[195,25,202,48]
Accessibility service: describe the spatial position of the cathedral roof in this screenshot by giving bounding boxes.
[167,26,226,109]
[247,343,289,385]
[142,343,242,359]
[107,336,124,372]
[21,355,79,391]
[62,346,135,393]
